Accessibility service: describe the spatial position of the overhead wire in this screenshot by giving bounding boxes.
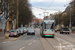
[32,6,46,10]
[32,0,55,11]
[32,6,64,11]
[47,0,54,9]
[32,0,66,11]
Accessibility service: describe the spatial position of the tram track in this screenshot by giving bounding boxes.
[44,38,56,50]
[43,36,61,50]
[37,29,59,50]
[37,29,75,50]
[43,36,75,50]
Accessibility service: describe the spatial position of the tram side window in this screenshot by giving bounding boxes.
[51,23,54,29]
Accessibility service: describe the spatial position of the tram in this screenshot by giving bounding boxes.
[40,18,55,38]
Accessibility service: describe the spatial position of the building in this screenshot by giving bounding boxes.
[0,0,3,32]
[38,19,42,26]
[29,19,42,27]
[0,0,9,19]
[65,0,75,12]
[0,0,17,32]
[70,0,75,9]
[70,0,75,4]
[0,0,9,32]
[6,0,17,31]
[44,16,50,18]
[62,0,75,26]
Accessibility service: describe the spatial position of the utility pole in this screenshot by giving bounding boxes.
[58,14,59,25]
[16,0,19,28]
[70,5,72,31]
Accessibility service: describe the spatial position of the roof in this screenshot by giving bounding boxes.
[44,18,54,20]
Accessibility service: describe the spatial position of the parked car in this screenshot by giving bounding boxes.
[27,27,32,31]
[19,28,24,35]
[16,28,21,34]
[22,27,27,33]
[60,28,70,34]
[8,29,20,37]
[27,29,35,35]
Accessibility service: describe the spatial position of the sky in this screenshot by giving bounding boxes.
[29,0,72,19]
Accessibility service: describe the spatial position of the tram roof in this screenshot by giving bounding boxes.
[43,18,54,20]
[42,18,55,22]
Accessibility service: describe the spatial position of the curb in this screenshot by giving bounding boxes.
[16,33,27,40]
[70,33,75,35]
[0,33,27,42]
[0,37,18,42]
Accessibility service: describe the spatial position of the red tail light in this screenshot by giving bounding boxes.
[14,33,17,35]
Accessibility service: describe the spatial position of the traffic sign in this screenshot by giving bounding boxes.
[58,25,59,27]
[0,16,3,19]
[1,18,7,23]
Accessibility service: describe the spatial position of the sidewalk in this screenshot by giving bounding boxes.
[0,32,4,40]
[0,32,27,42]
[0,32,17,42]
[72,31,75,34]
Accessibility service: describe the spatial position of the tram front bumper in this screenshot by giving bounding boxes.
[42,34,54,37]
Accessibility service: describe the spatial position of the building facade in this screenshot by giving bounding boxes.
[30,19,42,27]
[6,0,17,31]
[0,0,9,32]
[0,0,17,32]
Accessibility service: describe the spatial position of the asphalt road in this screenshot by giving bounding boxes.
[0,28,75,50]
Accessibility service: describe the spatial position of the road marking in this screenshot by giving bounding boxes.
[56,37,71,45]
[2,41,11,43]
[63,42,68,44]
[7,41,10,42]
[55,37,75,50]
[67,45,75,47]
[19,47,25,50]
[28,43,32,45]
[33,40,36,42]
[54,46,66,48]
[2,42,6,43]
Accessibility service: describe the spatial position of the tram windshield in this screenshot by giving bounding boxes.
[44,22,54,29]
